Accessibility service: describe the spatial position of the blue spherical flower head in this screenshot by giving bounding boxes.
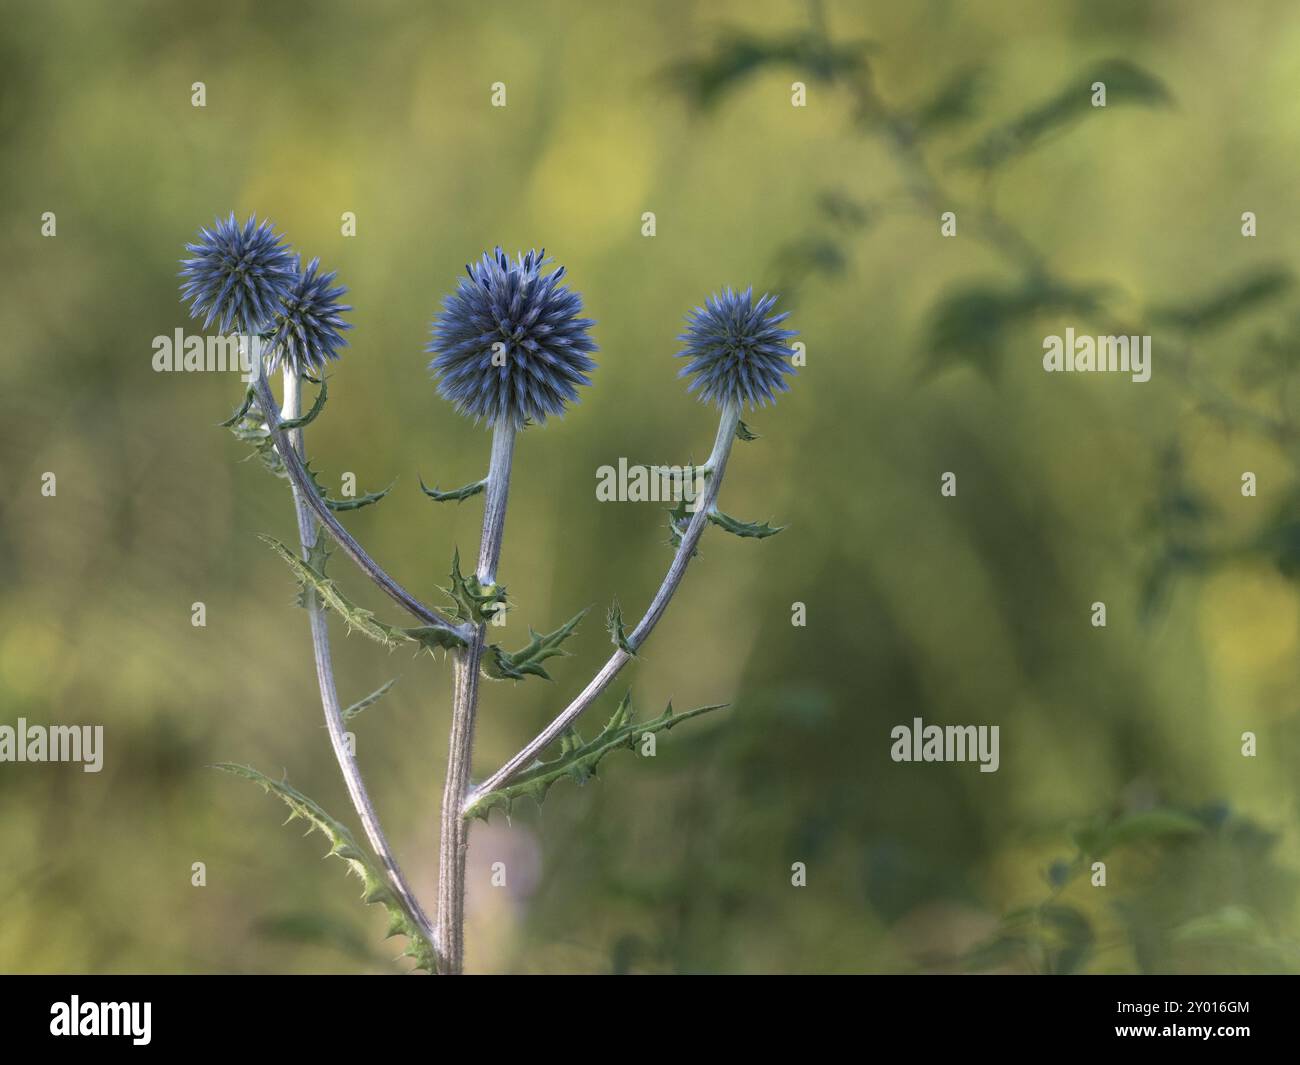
[179,213,296,334]
[428,248,598,428]
[676,287,798,410]
[264,256,353,376]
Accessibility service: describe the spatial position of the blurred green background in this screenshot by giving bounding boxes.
[3,0,1300,974]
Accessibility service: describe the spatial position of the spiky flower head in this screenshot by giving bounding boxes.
[264,256,353,376]
[179,212,296,334]
[428,248,598,428]
[676,286,798,410]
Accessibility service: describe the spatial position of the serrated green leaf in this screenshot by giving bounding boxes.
[301,459,391,512]
[464,694,727,820]
[214,763,436,971]
[229,405,287,478]
[297,535,334,609]
[226,394,388,510]
[264,535,399,644]
[324,481,393,512]
[262,535,467,653]
[219,386,256,428]
[958,58,1171,170]
[406,625,471,653]
[708,509,786,539]
[443,548,507,624]
[419,475,487,503]
[605,598,638,657]
[734,419,760,442]
[483,606,590,681]
[342,678,398,722]
[279,375,328,430]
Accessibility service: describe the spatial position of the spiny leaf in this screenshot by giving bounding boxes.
[226,394,388,510]
[342,678,399,722]
[734,419,760,442]
[262,536,466,652]
[443,548,507,624]
[419,475,487,503]
[302,459,391,513]
[219,385,256,428]
[229,408,286,477]
[279,375,328,430]
[464,693,727,820]
[708,509,786,539]
[297,535,334,609]
[606,598,638,657]
[958,58,1171,170]
[214,763,436,971]
[483,606,590,681]
[325,482,393,512]
[405,625,470,653]
[264,535,400,644]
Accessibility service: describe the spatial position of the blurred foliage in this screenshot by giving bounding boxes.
[954,58,1172,170]
[1,0,1300,974]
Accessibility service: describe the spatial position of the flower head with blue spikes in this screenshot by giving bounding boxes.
[676,287,798,410]
[179,213,296,334]
[428,248,598,428]
[264,256,353,376]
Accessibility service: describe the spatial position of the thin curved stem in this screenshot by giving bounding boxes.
[465,404,740,810]
[436,419,516,975]
[277,366,436,952]
[252,373,470,641]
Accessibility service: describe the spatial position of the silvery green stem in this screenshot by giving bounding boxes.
[465,403,740,809]
[278,365,436,950]
[436,418,516,974]
[252,373,470,642]
[476,421,515,584]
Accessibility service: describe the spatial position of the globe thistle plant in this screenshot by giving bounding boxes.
[428,247,597,428]
[264,256,353,376]
[179,212,296,334]
[676,286,798,410]
[197,214,794,975]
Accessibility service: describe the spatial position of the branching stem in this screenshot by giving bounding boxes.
[276,365,436,953]
[465,404,740,811]
[252,373,470,642]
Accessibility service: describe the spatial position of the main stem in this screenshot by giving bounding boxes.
[436,418,516,974]
[278,366,435,947]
